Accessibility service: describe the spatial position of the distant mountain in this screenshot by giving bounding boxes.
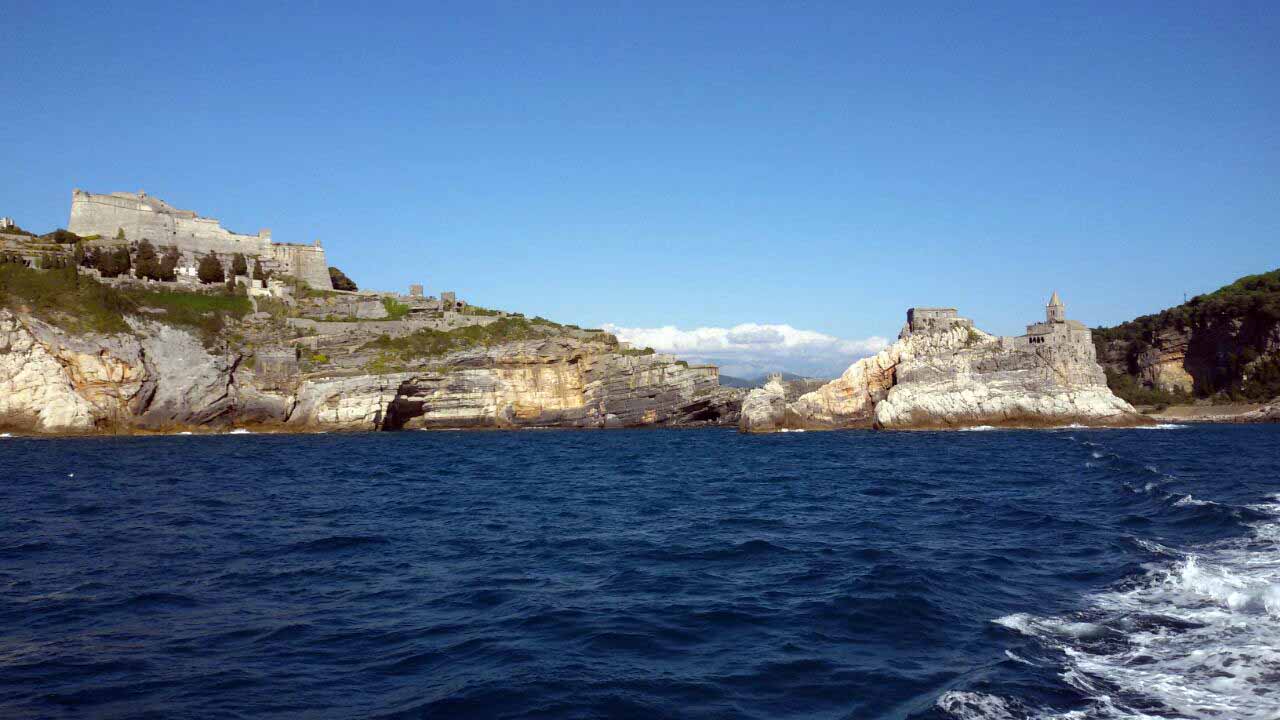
[719,371,831,389]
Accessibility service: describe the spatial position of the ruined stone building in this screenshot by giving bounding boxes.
[67,189,333,289]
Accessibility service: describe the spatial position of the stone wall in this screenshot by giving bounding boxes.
[67,189,333,290]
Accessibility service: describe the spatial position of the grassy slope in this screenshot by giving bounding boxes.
[0,264,251,341]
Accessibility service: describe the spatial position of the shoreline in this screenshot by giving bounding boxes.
[7,414,1274,439]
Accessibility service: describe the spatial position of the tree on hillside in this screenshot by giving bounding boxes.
[116,246,131,277]
[232,253,248,277]
[115,227,125,240]
[252,259,265,282]
[134,240,160,280]
[158,247,180,282]
[329,266,358,291]
[197,252,224,284]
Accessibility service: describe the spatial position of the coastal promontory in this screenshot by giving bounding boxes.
[741,296,1141,431]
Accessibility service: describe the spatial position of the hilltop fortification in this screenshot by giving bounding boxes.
[68,189,332,289]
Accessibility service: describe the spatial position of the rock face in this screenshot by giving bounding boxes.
[0,310,741,434]
[741,304,1141,432]
[1094,268,1280,401]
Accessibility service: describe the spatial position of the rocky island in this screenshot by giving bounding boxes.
[741,295,1142,431]
[0,192,743,434]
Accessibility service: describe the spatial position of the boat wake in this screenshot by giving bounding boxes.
[937,443,1280,719]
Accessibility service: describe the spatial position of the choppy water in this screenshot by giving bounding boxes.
[2,426,1278,719]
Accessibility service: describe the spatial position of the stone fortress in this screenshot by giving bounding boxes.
[908,292,1092,352]
[905,292,1103,385]
[67,189,333,290]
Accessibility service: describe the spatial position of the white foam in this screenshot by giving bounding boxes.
[1135,423,1189,430]
[778,428,806,433]
[0,433,10,438]
[960,425,998,432]
[227,428,253,435]
[991,494,1280,719]
[935,691,1024,720]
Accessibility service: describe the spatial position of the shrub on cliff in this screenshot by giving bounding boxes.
[360,317,554,361]
[253,259,266,282]
[231,254,248,278]
[158,247,180,282]
[329,266,357,291]
[0,264,133,333]
[94,246,132,278]
[381,297,410,320]
[1096,267,1280,400]
[39,229,82,245]
[197,253,224,284]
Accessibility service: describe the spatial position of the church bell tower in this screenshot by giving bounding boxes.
[1046,291,1065,323]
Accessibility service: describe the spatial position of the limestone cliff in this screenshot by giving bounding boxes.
[1094,268,1280,402]
[741,306,1140,432]
[0,309,740,434]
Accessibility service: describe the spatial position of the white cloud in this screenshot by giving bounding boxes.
[601,322,889,379]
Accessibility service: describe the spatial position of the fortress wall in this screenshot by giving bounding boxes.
[270,244,333,290]
[70,192,176,241]
[69,190,332,289]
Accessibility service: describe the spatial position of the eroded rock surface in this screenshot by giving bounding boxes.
[0,310,741,434]
[741,303,1141,432]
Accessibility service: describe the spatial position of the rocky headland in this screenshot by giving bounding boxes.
[0,193,743,435]
[741,300,1142,432]
[1093,268,1280,409]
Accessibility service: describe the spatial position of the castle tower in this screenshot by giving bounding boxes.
[1046,291,1065,323]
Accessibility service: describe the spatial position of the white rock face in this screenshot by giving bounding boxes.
[739,376,789,433]
[0,309,741,434]
[739,318,1140,431]
[0,311,99,431]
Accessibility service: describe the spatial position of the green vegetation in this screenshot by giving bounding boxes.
[0,264,133,334]
[328,266,358,291]
[1103,368,1190,407]
[381,297,410,320]
[0,263,251,342]
[197,252,224,284]
[1095,269,1280,345]
[1095,268,1280,401]
[618,346,656,356]
[964,327,982,347]
[88,245,132,278]
[361,317,556,360]
[134,240,161,280]
[39,229,82,244]
[461,305,501,317]
[231,253,248,278]
[311,353,329,364]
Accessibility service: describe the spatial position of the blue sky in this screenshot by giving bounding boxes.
[3,1,1277,376]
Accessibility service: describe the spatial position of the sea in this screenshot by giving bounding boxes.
[1,425,1278,719]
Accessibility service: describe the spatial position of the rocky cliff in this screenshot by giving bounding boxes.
[0,308,742,434]
[741,313,1139,432]
[1094,268,1280,403]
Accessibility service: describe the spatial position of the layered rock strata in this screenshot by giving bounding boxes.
[741,308,1140,432]
[0,310,741,434]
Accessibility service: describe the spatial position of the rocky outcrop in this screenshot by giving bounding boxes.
[741,315,1141,432]
[1094,268,1280,401]
[293,339,742,431]
[0,310,741,434]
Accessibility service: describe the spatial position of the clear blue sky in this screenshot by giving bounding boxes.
[3,1,1277,373]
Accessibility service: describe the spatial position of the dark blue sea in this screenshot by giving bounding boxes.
[2,426,1279,719]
